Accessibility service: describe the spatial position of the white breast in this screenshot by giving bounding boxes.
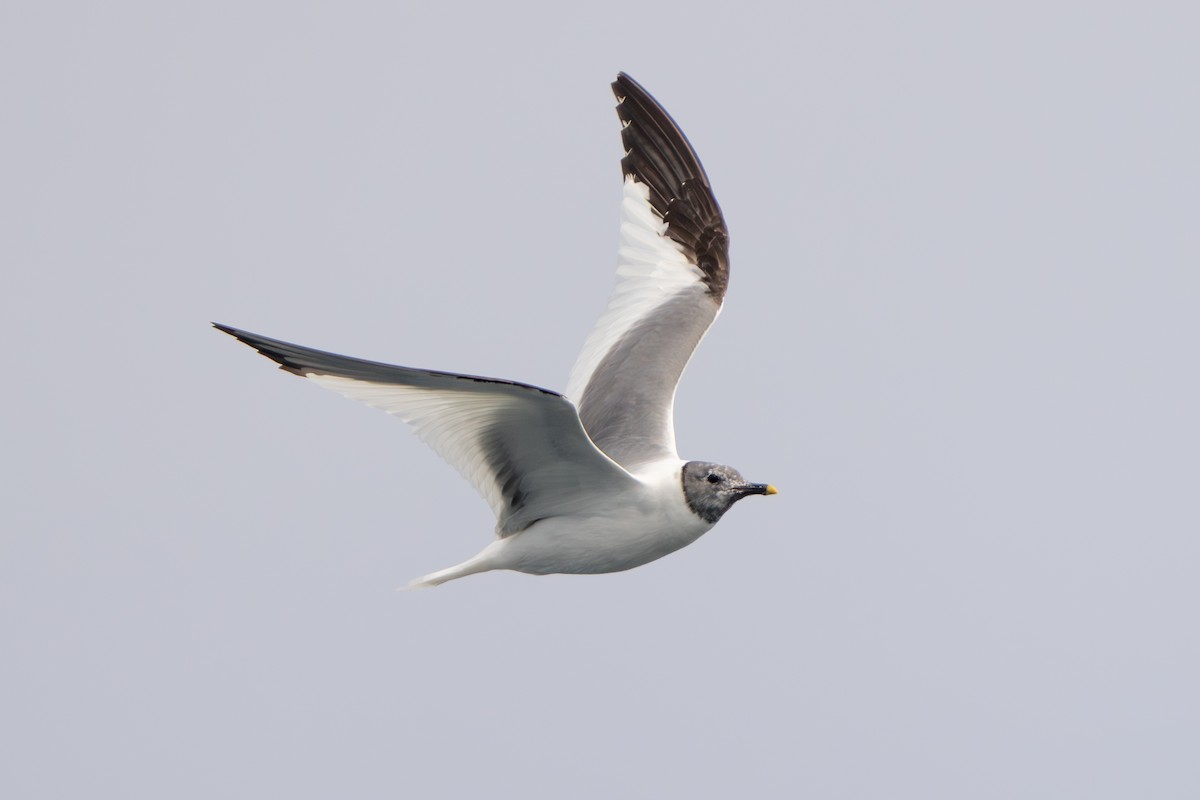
[493,459,714,575]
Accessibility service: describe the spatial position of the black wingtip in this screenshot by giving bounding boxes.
[613,72,651,97]
[611,73,711,183]
[212,322,308,376]
[612,72,642,100]
[609,73,730,300]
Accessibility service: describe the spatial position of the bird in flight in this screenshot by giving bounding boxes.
[216,73,776,588]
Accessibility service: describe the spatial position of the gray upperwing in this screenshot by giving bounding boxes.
[214,323,637,536]
[570,75,730,469]
[576,287,718,468]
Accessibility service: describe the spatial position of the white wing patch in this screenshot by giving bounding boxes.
[309,375,512,518]
[565,176,709,405]
[305,373,636,535]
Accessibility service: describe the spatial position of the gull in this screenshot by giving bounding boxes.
[215,73,777,588]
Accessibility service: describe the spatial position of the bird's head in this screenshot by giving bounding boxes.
[681,461,777,524]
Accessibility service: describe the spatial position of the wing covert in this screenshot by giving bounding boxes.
[215,324,637,536]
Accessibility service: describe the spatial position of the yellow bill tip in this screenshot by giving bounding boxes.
[765,484,778,495]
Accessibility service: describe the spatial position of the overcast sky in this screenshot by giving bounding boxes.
[3,1,1198,797]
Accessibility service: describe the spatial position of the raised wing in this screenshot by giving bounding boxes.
[215,324,638,536]
[566,73,731,471]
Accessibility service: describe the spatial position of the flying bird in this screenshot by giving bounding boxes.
[216,73,776,588]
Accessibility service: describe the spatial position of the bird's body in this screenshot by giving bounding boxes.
[419,460,712,587]
[217,74,776,587]
[499,459,713,575]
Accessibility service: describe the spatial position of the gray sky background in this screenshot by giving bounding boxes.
[3,1,1197,797]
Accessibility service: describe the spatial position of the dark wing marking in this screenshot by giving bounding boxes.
[614,72,730,299]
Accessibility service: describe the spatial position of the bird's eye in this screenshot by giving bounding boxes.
[706,473,721,484]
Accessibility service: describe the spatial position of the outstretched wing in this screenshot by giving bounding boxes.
[566,73,731,471]
[215,324,638,536]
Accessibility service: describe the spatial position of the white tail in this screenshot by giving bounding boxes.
[401,543,505,590]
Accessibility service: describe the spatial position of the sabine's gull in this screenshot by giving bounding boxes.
[216,73,777,588]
